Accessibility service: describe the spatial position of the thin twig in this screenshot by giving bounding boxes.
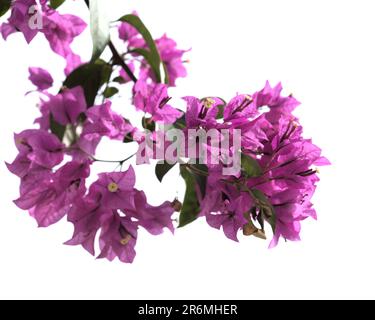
[108,41,138,83]
[93,152,137,165]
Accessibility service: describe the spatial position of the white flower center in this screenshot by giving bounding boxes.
[120,235,132,246]
[107,182,119,193]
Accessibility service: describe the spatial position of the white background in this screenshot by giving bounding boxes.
[0,0,374,300]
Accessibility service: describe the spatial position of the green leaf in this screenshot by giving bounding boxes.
[162,62,170,85]
[190,164,208,198]
[103,87,119,98]
[142,117,156,132]
[130,48,159,80]
[178,164,208,228]
[132,48,162,83]
[119,15,162,83]
[216,105,225,119]
[64,60,112,106]
[89,0,110,61]
[252,189,277,233]
[49,114,66,142]
[0,0,11,18]
[174,114,186,129]
[113,76,126,84]
[49,0,65,9]
[123,133,134,143]
[251,189,269,204]
[155,161,176,183]
[261,207,276,234]
[241,153,263,178]
[179,165,201,228]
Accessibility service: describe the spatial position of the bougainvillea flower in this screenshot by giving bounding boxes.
[88,167,137,210]
[1,1,86,74]
[118,16,187,86]
[14,161,90,227]
[65,193,109,255]
[253,81,300,123]
[245,116,330,247]
[7,129,64,170]
[156,35,187,86]
[123,190,175,235]
[200,175,253,242]
[66,191,173,263]
[97,214,138,263]
[64,52,83,75]
[237,114,273,152]
[223,94,258,122]
[42,10,86,74]
[183,96,223,129]
[182,82,329,247]
[0,0,39,43]
[134,80,182,124]
[28,67,54,91]
[43,86,87,125]
[83,101,133,140]
[66,166,175,263]
[118,20,138,42]
[70,134,101,161]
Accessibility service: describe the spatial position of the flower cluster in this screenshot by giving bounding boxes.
[188,84,330,245]
[1,0,86,73]
[2,1,328,263]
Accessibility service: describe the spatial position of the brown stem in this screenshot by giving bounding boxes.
[108,41,138,83]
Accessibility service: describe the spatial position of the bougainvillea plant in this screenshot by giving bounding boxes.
[1,0,329,263]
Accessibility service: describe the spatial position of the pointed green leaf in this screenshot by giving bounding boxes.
[241,153,263,177]
[123,133,134,143]
[103,87,119,98]
[252,189,277,233]
[216,105,225,119]
[162,62,170,85]
[118,15,162,83]
[49,0,65,9]
[142,117,156,132]
[129,48,160,82]
[155,161,176,183]
[113,76,126,84]
[191,164,208,197]
[64,60,112,106]
[89,0,110,61]
[0,0,11,18]
[49,114,66,142]
[174,114,186,129]
[179,165,200,228]
[178,164,208,228]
